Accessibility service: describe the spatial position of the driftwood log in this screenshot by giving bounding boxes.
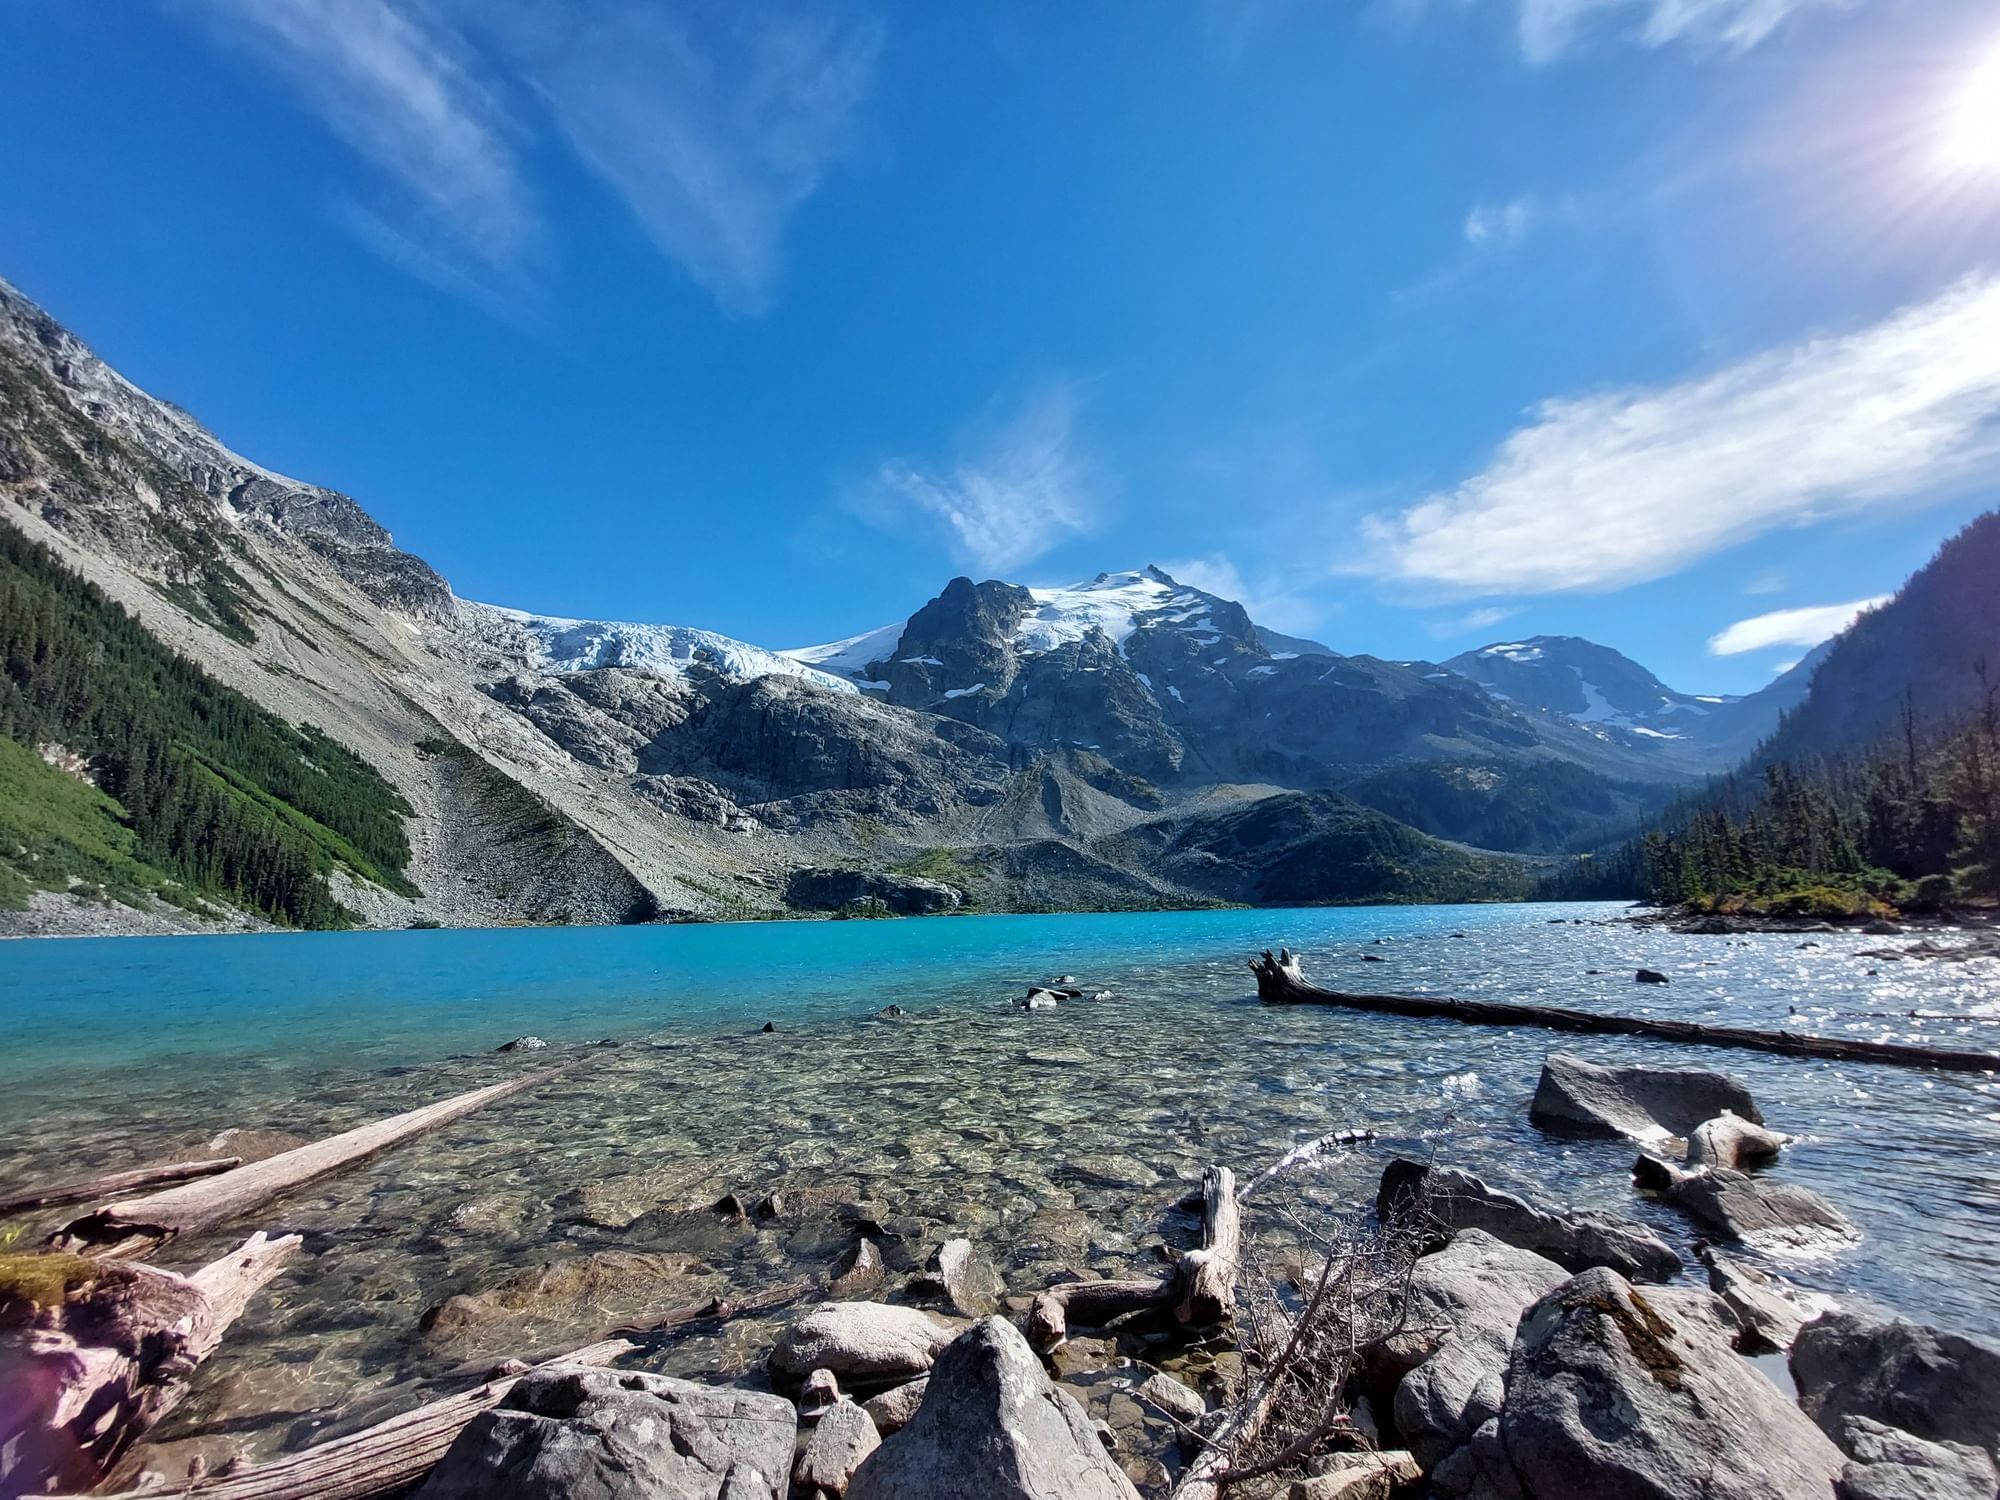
[0,1157,242,1219]
[50,1068,570,1258]
[1,1231,301,1498]
[1251,949,2000,1073]
[63,1338,638,1500]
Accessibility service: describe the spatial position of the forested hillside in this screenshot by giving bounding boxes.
[1545,686,2000,915]
[0,522,416,925]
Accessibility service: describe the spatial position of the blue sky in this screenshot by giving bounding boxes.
[4,0,2000,694]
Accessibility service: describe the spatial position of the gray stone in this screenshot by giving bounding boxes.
[1700,1246,1826,1353]
[924,1238,1003,1318]
[1636,1157,1857,1251]
[414,1365,795,1500]
[1792,1312,2000,1460]
[784,869,963,916]
[800,1368,842,1419]
[769,1303,956,1391]
[1136,1371,1206,1426]
[795,1399,880,1498]
[1379,1159,1680,1282]
[1688,1113,1788,1170]
[1835,1417,2000,1500]
[1530,1053,1761,1145]
[847,1316,1140,1499]
[861,1378,927,1437]
[1387,1231,1569,1472]
[1287,1451,1422,1499]
[1498,1267,1845,1500]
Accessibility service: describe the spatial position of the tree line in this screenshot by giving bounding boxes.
[1542,677,2000,915]
[0,521,415,926]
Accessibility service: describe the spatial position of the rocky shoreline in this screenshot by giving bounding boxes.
[7,1029,1995,1500]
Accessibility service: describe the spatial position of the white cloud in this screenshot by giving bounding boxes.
[1463,197,1537,246]
[1359,275,2000,595]
[1707,595,1887,655]
[1516,0,1855,62]
[178,0,877,315]
[1428,605,1520,638]
[867,386,1098,574]
[477,2,879,315]
[1744,568,1788,596]
[183,0,536,288]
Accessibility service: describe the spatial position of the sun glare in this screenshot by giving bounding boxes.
[1941,42,2000,171]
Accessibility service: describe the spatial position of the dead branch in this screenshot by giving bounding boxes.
[0,1157,242,1219]
[62,1338,637,1500]
[1238,1130,1377,1202]
[1178,1166,1241,1327]
[1,1231,301,1498]
[1250,949,2000,1073]
[49,1068,570,1259]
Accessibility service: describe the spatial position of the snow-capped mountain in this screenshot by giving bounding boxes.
[1440,634,1814,768]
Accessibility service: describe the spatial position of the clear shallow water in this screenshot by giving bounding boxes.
[3,902,1999,1476]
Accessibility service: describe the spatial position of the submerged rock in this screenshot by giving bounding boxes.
[912,1238,1003,1318]
[768,1303,956,1390]
[496,1036,548,1052]
[1497,1267,1845,1500]
[414,1365,796,1500]
[419,1252,716,1354]
[1378,1159,1680,1282]
[1791,1311,2000,1461]
[847,1316,1139,1499]
[1530,1052,1761,1146]
[1635,1157,1856,1251]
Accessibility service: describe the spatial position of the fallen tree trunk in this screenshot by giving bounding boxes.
[50,1068,570,1258]
[1250,949,2000,1073]
[1178,1165,1241,1327]
[1,1231,301,1498]
[64,1338,637,1500]
[0,1156,241,1218]
[1026,1276,1179,1348]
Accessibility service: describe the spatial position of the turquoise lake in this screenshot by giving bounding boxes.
[2,901,1998,1475]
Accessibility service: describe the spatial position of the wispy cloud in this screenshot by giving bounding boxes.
[1428,605,1520,638]
[1515,0,1856,62]
[477,2,880,315]
[182,0,535,291]
[1359,274,2000,596]
[1463,197,1539,247]
[1708,595,1887,655]
[865,385,1099,574]
[176,0,877,315]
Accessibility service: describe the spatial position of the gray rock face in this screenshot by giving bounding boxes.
[1530,1053,1762,1145]
[1498,1267,1845,1500]
[796,1398,880,1498]
[783,868,963,915]
[1791,1312,2000,1460]
[768,1303,956,1391]
[847,1316,1140,1500]
[1835,1416,2000,1500]
[1384,1230,1570,1474]
[1688,1113,1787,1170]
[861,1378,928,1437]
[1288,1451,1422,1499]
[1636,1158,1856,1251]
[414,1366,795,1500]
[1379,1159,1680,1282]
[1700,1247,1826,1353]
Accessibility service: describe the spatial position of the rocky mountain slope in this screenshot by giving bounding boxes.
[3,273,1920,934]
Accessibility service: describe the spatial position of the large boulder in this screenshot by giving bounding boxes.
[784,869,963,916]
[847,1316,1140,1500]
[1497,1267,1845,1500]
[1635,1158,1856,1252]
[413,1365,796,1500]
[1385,1230,1569,1476]
[1530,1054,1761,1145]
[1378,1159,1680,1282]
[1791,1312,2000,1461]
[1834,1416,2000,1500]
[769,1303,957,1391]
